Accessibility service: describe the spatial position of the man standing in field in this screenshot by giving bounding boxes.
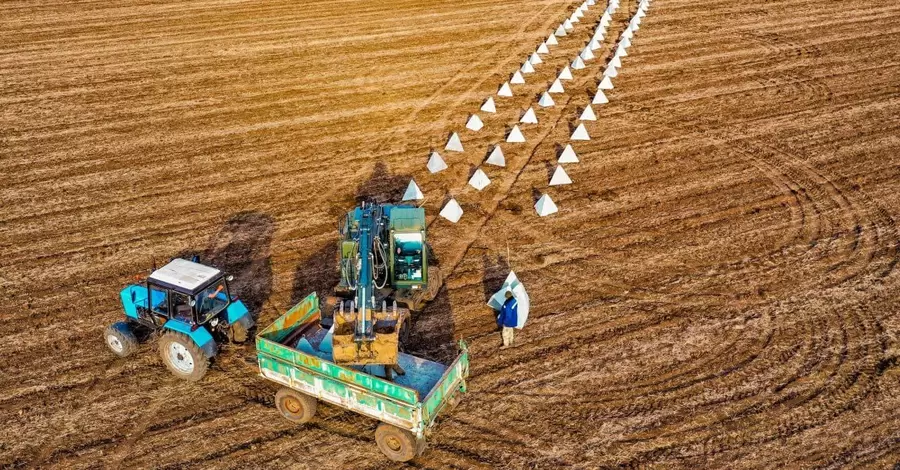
[497,291,518,348]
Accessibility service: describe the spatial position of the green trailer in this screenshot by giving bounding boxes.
[256,293,469,462]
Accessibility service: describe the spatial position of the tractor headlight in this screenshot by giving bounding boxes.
[210,318,219,328]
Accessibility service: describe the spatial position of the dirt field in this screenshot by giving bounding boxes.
[2,0,899,467]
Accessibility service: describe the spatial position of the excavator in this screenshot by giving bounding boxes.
[322,200,441,372]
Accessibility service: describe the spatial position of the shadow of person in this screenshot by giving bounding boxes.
[481,253,511,304]
[202,212,275,322]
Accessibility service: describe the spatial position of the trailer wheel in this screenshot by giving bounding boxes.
[275,388,317,424]
[158,331,209,382]
[375,423,422,462]
[104,322,138,358]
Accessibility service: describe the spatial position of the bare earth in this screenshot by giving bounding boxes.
[1,0,899,468]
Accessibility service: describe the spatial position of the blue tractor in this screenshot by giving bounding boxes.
[104,258,255,381]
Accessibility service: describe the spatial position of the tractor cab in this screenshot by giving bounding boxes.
[108,258,254,381]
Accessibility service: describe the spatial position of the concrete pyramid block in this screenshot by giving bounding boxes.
[427,152,448,173]
[506,125,526,143]
[537,42,550,54]
[588,0,596,5]
[601,12,611,26]
[604,65,618,78]
[611,55,622,68]
[529,52,543,65]
[520,107,538,124]
[623,27,633,39]
[549,165,572,185]
[563,19,574,31]
[570,12,581,23]
[521,60,536,74]
[590,38,602,51]
[617,44,628,57]
[468,168,491,191]
[511,70,526,85]
[598,75,614,90]
[402,179,424,200]
[535,194,558,216]
[440,198,463,223]
[547,33,559,46]
[466,114,484,131]
[559,65,573,80]
[555,25,567,37]
[621,37,632,48]
[559,144,579,163]
[486,145,505,167]
[580,105,596,121]
[538,91,555,107]
[549,78,565,94]
[571,123,590,141]
[498,81,513,97]
[575,7,585,18]
[593,89,609,104]
[580,47,595,61]
[571,56,586,70]
[446,132,464,152]
[481,97,497,113]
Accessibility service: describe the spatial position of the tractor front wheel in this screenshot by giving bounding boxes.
[104,322,138,358]
[229,320,252,343]
[275,388,317,424]
[159,331,209,381]
[374,423,424,462]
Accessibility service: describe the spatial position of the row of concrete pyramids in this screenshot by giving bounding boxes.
[407,0,653,222]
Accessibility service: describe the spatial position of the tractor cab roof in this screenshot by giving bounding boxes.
[149,258,222,295]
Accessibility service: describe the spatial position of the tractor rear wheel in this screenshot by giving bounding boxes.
[158,331,209,382]
[374,423,423,462]
[275,387,317,424]
[104,322,138,358]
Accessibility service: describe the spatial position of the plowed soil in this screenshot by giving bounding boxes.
[2,0,899,468]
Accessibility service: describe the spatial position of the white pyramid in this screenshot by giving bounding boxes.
[466,114,484,131]
[402,179,424,200]
[538,92,555,108]
[623,28,633,40]
[446,132,464,152]
[564,19,574,30]
[520,107,538,124]
[580,47,595,61]
[549,78,565,94]
[593,29,605,41]
[611,55,622,68]
[549,166,572,186]
[570,12,580,24]
[559,144,579,163]
[440,198,463,223]
[486,145,505,167]
[547,33,559,46]
[590,39,602,51]
[559,65,573,80]
[521,60,536,74]
[535,194,558,217]
[572,57,586,70]
[481,97,497,113]
[621,37,632,48]
[580,105,597,121]
[574,8,585,19]
[571,123,590,141]
[598,76,614,90]
[638,8,647,17]
[498,82,513,97]
[555,25,567,37]
[617,44,628,57]
[506,125,526,143]
[468,168,491,191]
[529,52,543,65]
[600,13,611,27]
[427,152,448,173]
[593,89,609,104]
[511,70,526,84]
[603,65,618,78]
[587,0,596,5]
[537,42,550,54]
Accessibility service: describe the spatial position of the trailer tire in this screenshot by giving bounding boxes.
[275,388,317,424]
[375,423,421,462]
[104,322,138,358]
[159,331,209,382]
